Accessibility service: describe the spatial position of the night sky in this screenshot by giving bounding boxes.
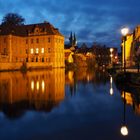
[0,0,140,48]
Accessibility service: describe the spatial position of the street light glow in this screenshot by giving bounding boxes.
[121,126,128,136]
[121,27,129,36]
[110,48,113,53]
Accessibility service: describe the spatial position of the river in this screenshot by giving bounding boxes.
[0,68,140,140]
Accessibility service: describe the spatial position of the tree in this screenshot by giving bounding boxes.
[1,13,25,26]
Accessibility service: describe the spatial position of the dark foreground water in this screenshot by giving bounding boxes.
[0,68,140,140]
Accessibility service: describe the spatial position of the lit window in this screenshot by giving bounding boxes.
[42,80,45,93]
[31,80,34,91]
[31,48,34,54]
[36,48,39,54]
[36,81,39,91]
[41,48,44,53]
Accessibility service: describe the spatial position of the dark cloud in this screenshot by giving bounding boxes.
[0,0,140,48]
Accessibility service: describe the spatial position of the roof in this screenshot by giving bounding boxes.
[65,52,71,58]
[0,22,63,37]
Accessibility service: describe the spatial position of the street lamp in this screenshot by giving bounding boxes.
[121,27,129,73]
[110,48,113,66]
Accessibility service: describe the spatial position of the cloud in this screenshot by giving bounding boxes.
[0,0,140,48]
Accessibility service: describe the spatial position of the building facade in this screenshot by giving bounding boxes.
[121,25,140,67]
[0,22,65,70]
[121,34,133,67]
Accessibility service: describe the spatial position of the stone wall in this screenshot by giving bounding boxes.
[0,62,65,71]
[0,62,22,71]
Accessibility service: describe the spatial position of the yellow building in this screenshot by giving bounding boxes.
[121,34,133,67]
[0,21,65,70]
[65,49,74,63]
[134,25,140,39]
[121,25,140,67]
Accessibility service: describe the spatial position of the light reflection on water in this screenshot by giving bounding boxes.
[0,68,140,140]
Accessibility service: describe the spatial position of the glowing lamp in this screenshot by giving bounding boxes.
[121,27,129,36]
[120,126,128,136]
[110,48,113,53]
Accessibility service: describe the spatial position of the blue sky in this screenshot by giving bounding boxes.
[0,0,140,48]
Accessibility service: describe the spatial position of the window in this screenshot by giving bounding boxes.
[48,48,51,53]
[31,48,34,54]
[48,37,50,43]
[42,58,44,62]
[36,58,38,62]
[36,38,39,43]
[26,49,28,54]
[4,38,6,43]
[31,39,33,43]
[3,48,7,54]
[41,48,44,53]
[26,39,28,44]
[36,48,39,54]
[26,58,28,62]
[31,58,34,62]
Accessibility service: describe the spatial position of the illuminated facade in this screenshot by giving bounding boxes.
[121,34,133,67]
[65,49,74,63]
[121,25,140,67]
[0,22,65,70]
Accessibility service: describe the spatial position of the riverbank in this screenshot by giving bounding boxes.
[114,71,140,88]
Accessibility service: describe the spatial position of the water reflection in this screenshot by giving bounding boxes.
[65,68,110,96]
[0,68,110,119]
[120,91,129,136]
[0,69,65,119]
[115,81,140,136]
[0,69,140,139]
[110,75,114,95]
[115,81,140,116]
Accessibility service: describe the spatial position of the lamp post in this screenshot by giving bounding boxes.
[121,27,129,73]
[110,48,113,66]
[120,91,129,136]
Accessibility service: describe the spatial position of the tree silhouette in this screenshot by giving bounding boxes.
[1,13,25,26]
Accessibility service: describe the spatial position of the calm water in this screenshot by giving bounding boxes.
[0,68,140,140]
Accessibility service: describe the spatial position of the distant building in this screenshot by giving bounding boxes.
[65,49,74,63]
[0,21,65,70]
[91,44,118,67]
[65,32,77,52]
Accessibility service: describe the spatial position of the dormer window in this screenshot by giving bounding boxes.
[34,27,40,34]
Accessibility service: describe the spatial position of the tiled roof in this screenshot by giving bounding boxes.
[65,52,71,58]
[0,22,63,37]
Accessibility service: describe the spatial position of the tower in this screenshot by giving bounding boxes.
[69,32,77,47]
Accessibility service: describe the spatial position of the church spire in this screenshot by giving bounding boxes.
[69,32,77,47]
[69,32,73,46]
[73,33,77,46]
